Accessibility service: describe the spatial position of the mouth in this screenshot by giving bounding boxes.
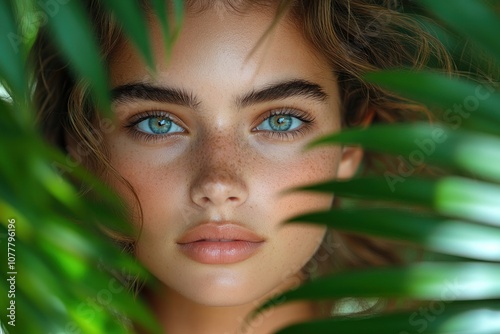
[176,222,266,264]
[195,239,241,242]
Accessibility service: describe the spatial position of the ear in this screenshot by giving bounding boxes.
[336,146,363,180]
[336,105,375,179]
[358,105,376,127]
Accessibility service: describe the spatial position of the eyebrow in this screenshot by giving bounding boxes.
[111,83,201,109]
[111,79,328,110]
[239,79,328,107]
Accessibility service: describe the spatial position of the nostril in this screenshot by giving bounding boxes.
[190,173,248,208]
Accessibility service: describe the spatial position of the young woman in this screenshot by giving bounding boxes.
[31,0,453,333]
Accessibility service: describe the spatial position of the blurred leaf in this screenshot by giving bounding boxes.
[101,0,154,70]
[310,123,500,183]
[435,177,500,226]
[2,0,500,333]
[364,71,500,129]
[42,0,111,112]
[172,0,185,29]
[291,177,434,206]
[276,301,500,334]
[288,208,500,261]
[0,103,157,333]
[149,0,171,59]
[149,0,184,60]
[253,262,500,316]
[412,14,500,79]
[420,0,500,65]
[0,0,26,96]
[294,176,500,226]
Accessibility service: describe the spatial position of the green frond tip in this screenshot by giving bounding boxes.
[172,0,185,38]
[101,0,155,71]
[148,0,184,64]
[149,0,172,62]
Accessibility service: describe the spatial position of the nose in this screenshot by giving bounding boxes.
[190,168,248,208]
[189,136,249,209]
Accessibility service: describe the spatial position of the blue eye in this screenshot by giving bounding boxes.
[136,116,184,135]
[256,114,304,132]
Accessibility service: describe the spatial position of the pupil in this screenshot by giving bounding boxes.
[149,117,171,133]
[271,115,292,131]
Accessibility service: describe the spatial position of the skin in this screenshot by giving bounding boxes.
[98,4,362,334]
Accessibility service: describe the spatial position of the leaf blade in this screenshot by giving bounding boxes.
[420,0,500,65]
[288,208,500,261]
[43,0,110,112]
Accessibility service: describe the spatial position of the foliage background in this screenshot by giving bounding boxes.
[0,0,499,333]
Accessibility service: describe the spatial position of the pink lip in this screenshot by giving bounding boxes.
[176,222,265,264]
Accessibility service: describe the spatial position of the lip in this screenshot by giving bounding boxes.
[176,222,265,264]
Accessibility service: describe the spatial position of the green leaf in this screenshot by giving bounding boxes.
[43,0,111,112]
[149,0,184,61]
[39,146,137,237]
[149,0,171,59]
[288,208,500,261]
[101,0,155,70]
[412,14,500,79]
[0,0,26,96]
[310,123,500,182]
[276,301,500,334]
[435,177,500,226]
[172,0,185,31]
[293,176,500,226]
[420,0,500,65]
[252,262,500,317]
[364,71,500,127]
[291,177,435,206]
[12,237,87,331]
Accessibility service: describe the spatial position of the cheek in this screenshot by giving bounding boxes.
[278,223,327,277]
[254,146,337,272]
[254,145,340,221]
[102,139,189,231]
[269,145,340,188]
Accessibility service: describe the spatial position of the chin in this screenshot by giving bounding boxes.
[170,268,275,307]
[178,285,264,307]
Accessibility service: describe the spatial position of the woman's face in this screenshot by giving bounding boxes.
[103,6,359,306]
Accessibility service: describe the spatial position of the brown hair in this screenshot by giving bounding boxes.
[30,0,454,319]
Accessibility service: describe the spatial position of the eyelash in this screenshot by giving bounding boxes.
[124,108,315,142]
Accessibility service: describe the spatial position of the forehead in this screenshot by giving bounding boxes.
[108,4,336,104]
